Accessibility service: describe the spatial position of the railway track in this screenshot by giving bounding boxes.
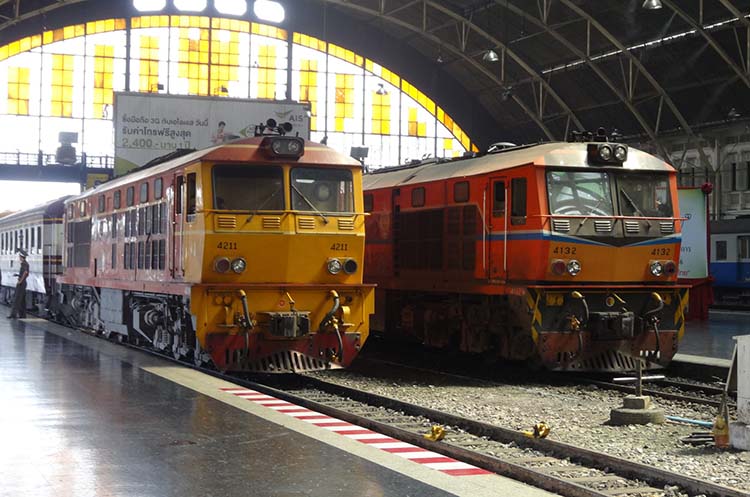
[110,343,741,497]
[21,316,746,497]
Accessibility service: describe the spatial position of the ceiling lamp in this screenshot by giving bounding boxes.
[376,83,388,95]
[215,0,248,15]
[483,49,499,63]
[133,0,166,11]
[254,0,285,23]
[642,0,663,9]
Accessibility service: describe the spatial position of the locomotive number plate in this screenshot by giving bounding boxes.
[330,243,349,251]
[650,247,671,256]
[552,245,577,255]
[217,241,238,250]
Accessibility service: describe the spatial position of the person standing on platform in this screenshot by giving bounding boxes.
[8,249,29,319]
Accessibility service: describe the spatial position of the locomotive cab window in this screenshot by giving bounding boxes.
[492,180,505,216]
[186,173,197,217]
[511,178,527,225]
[213,165,284,211]
[546,171,614,216]
[617,173,672,218]
[291,167,353,213]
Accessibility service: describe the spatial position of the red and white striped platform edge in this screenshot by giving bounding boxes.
[221,387,491,477]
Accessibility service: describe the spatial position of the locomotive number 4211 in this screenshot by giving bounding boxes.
[217,241,238,250]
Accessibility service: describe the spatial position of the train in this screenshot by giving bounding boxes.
[363,132,689,372]
[0,196,69,309]
[710,218,750,305]
[0,121,374,373]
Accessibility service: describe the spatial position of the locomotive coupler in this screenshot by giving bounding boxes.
[237,290,254,354]
[319,290,344,363]
[641,292,664,355]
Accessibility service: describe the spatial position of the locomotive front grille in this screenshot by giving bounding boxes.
[262,216,281,229]
[338,218,355,230]
[216,216,237,229]
[594,219,613,232]
[624,220,640,234]
[298,217,315,229]
[552,219,570,232]
[659,221,674,234]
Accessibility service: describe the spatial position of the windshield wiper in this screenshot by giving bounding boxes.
[244,188,282,225]
[619,189,652,228]
[292,184,329,224]
[578,197,607,228]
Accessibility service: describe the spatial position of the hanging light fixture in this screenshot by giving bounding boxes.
[483,49,499,63]
[376,83,388,95]
[642,0,663,9]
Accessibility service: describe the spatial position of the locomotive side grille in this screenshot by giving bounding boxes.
[298,217,315,229]
[262,216,281,229]
[624,220,640,234]
[338,218,355,230]
[216,216,237,229]
[659,221,674,234]
[594,220,613,232]
[552,219,570,232]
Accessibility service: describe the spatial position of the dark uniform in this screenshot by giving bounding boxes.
[9,253,29,319]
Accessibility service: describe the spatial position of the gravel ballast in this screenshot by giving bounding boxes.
[309,365,750,493]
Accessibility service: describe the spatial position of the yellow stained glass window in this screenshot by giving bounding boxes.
[139,36,160,93]
[93,45,114,118]
[257,44,276,99]
[7,66,30,115]
[210,29,240,96]
[372,91,390,135]
[50,54,74,117]
[334,73,354,132]
[178,27,209,95]
[299,59,318,130]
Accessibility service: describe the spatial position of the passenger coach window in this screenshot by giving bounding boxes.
[114,190,121,209]
[155,178,163,199]
[291,167,353,213]
[37,227,41,250]
[140,183,149,203]
[716,240,727,261]
[127,187,134,207]
[212,165,283,211]
[364,194,373,213]
[492,181,505,216]
[98,195,105,213]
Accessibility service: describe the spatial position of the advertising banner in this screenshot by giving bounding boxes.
[677,187,708,279]
[114,92,310,176]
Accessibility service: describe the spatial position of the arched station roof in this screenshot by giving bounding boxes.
[1,0,749,156]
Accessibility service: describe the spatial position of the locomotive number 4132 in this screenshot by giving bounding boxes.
[552,246,577,255]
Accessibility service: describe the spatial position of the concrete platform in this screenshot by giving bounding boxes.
[681,309,750,359]
[0,309,557,497]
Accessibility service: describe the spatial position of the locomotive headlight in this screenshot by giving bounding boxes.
[343,258,358,274]
[599,145,613,161]
[650,261,664,276]
[664,260,677,275]
[614,145,628,162]
[551,259,566,275]
[327,258,342,274]
[214,257,231,273]
[567,260,581,276]
[231,257,247,273]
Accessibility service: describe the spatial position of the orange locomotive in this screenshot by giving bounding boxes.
[54,123,374,372]
[364,134,688,371]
